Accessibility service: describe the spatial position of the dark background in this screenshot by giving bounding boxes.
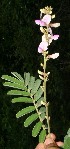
[0,0,70,148]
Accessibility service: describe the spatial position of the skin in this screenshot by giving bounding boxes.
[35,133,64,149]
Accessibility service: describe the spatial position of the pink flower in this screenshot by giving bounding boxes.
[52,35,59,40]
[38,42,48,53]
[42,14,51,25]
[35,20,46,26]
[35,14,51,26]
[48,53,59,59]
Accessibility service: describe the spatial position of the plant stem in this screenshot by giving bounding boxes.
[43,52,46,102]
[43,52,50,134]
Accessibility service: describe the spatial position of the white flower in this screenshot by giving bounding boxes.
[48,53,59,59]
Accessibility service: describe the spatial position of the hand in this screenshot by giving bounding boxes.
[35,133,64,149]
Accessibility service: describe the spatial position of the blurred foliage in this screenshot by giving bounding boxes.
[0,0,70,148]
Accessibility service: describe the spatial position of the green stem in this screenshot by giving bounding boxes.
[43,52,50,134]
[44,52,46,102]
[32,96,46,130]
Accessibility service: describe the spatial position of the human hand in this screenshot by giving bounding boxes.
[35,133,64,149]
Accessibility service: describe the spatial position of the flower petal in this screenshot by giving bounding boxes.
[48,53,59,59]
[38,42,48,53]
[42,14,51,24]
[35,20,46,26]
[50,23,60,28]
[52,35,59,40]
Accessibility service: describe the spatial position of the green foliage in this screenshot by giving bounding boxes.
[2,75,24,85]
[11,97,32,103]
[16,106,35,118]
[2,72,47,142]
[7,90,30,96]
[32,121,42,137]
[39,129,46,143]
[28,76,35,91]
[64,128,70,149]
[24,113,38,127]
[34,88,43,101]
[31,79,42,95]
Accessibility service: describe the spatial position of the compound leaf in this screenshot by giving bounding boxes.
[16,106,35,118]
[24,113,38,127]
[32,121,42,137]
[39,129,46,143]
[12,97,32,103]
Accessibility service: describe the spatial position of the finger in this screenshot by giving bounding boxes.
[44,137,55,146]
[35,143,46,149]
[46,133,56,140]
[56,141,64,147]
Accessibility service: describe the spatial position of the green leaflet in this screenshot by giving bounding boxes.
[3,82,24,90]
[12,97,32,103]
[7,90,30,96]
[64,137,70,149]
[39,107,46,114]
[11,72,24,82]
[31,79,42,95]
[67,128,70,135]
[32,121,42,137]
[28,76,35,91]
[36,97,44,108]
[24,72,30,86]
[24,113,38,127]
[34,88,43,101]
[39,107,46,121]
[16,106,35,118]
[2,75,24,85]
[40,113,45,121]
[64,128,70,149]
[39,129,46,143]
